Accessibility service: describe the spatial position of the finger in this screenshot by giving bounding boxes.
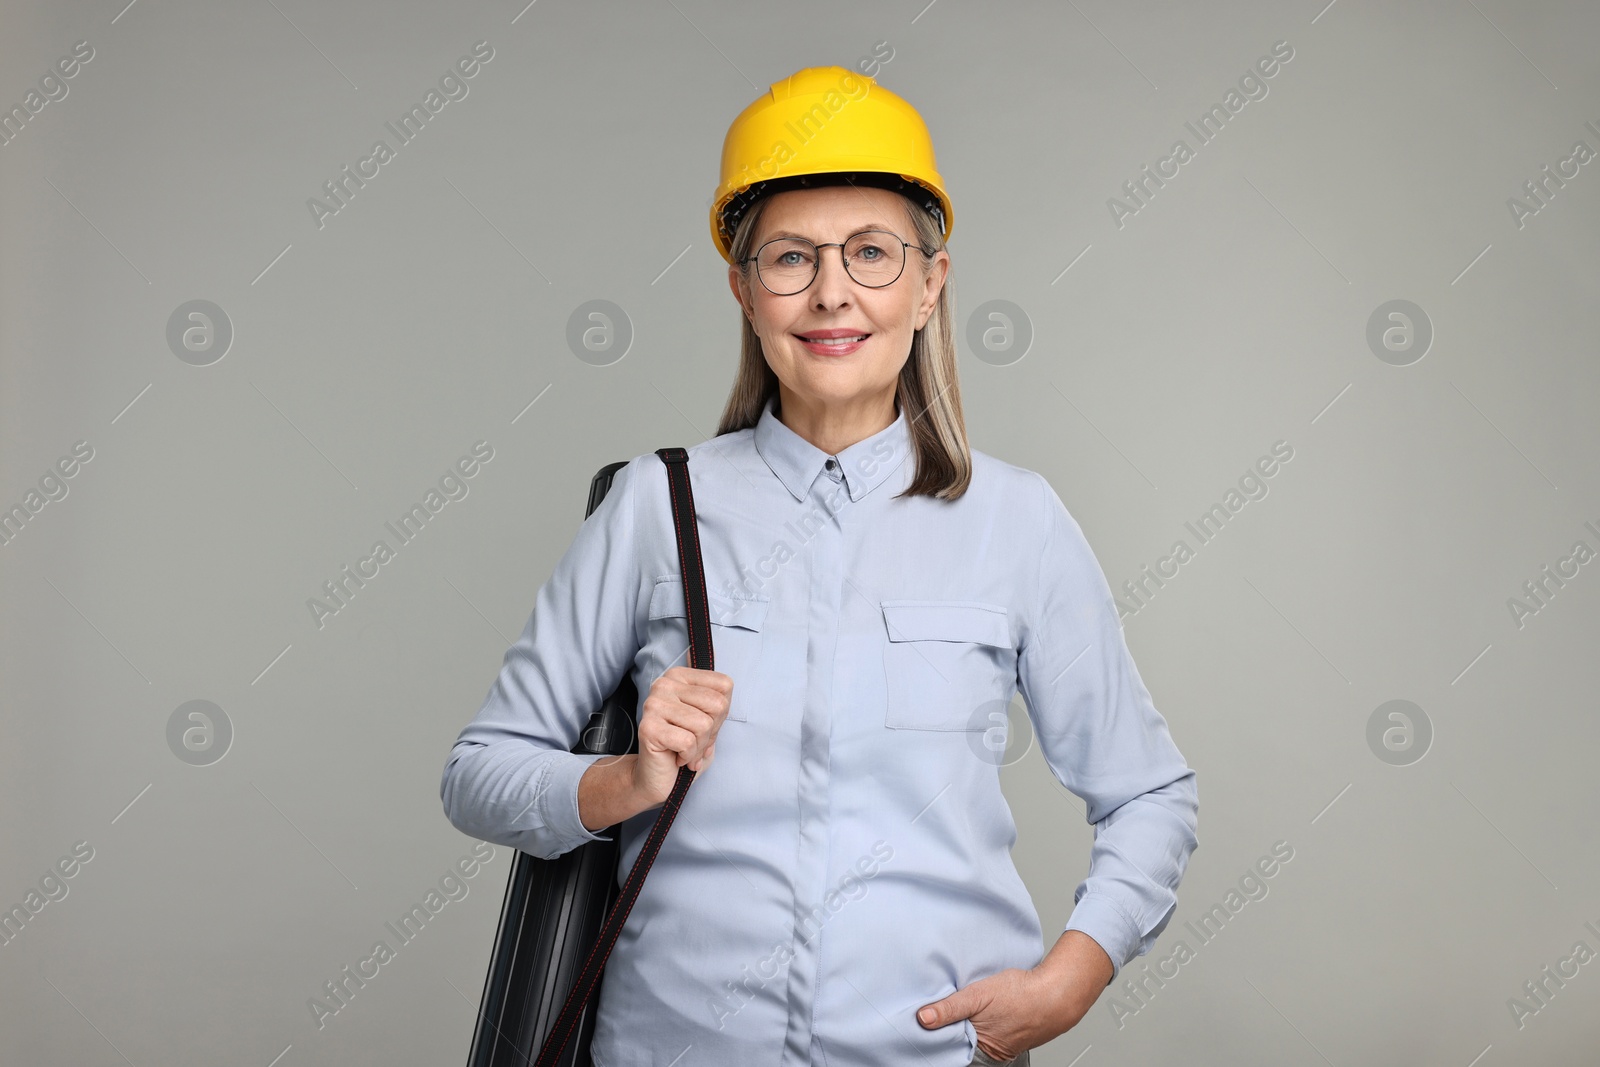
[652,698,716,739]
[662,710,713,751]
[640,719,699,760]
[655,716,717,768]
[675,683,734,720]
[689,731,718,768]
[917,994,962,1028]
[664,666,734,696]
[669,664,732,683]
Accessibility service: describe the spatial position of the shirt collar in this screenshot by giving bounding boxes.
[753,393,913,503]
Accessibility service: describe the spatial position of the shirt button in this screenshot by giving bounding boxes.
[825,458,836,470]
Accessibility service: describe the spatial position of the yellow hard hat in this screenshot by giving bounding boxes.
[710,65,953,264]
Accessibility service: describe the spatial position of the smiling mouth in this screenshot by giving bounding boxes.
[796,334,871,346]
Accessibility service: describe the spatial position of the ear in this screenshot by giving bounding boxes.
[914,251,950,330]
[728,263,756,323]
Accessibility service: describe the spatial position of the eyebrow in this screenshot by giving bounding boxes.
[762,224,899,241]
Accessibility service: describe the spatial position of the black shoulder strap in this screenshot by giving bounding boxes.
[534,447,709,1066]
[657,447,713,672]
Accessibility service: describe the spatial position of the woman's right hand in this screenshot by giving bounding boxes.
[631,665,734,806]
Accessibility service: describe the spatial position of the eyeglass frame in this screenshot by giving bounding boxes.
[738,228,935,296]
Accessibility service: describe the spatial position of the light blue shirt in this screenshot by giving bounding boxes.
[440,394,1198,1067]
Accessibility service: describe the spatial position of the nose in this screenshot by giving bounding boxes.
[810,244,855,309]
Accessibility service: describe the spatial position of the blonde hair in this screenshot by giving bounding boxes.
[714,189,972,501]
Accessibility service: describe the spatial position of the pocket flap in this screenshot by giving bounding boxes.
[881,600,1011,648]
[649,578,770,631]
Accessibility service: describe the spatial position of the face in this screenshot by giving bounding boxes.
[728,185,950,423]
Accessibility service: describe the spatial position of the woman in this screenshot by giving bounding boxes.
[441,66,1198,1067]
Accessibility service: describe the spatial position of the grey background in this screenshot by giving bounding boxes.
[2,0,1597,1064]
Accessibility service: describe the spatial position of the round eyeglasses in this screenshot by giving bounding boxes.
[741,229,928,296]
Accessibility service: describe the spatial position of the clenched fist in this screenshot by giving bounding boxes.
[632,666,734,805]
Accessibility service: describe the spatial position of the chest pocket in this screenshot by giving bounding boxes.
[647,577,770,722]
[881,600,1015,731]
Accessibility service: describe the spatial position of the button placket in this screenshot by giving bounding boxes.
[780,472,846,1066]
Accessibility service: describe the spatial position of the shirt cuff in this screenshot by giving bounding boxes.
[1064,894,1143,986]
[538,751,616,851]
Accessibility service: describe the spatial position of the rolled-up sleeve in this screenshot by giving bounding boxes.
[439,455,644,860]
[1017,472,1200,985]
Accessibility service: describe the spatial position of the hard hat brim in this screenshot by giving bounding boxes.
[716,171,948,262]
